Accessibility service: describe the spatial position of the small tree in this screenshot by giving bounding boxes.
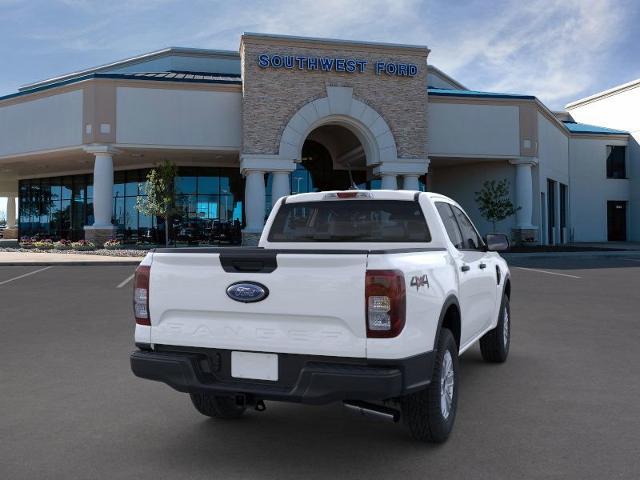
[474,179,520,233]
[136,160,178,247]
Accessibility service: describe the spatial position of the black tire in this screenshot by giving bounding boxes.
[401,328,459,443]
[480,294,510,363]
[189,393,246,419]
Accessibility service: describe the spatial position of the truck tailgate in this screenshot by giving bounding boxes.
[149,250,368,357]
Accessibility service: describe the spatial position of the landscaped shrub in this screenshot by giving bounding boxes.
[19,237,34,249]
[53,239,73,250]
[103,239,122,250]
[33,239,54,250]
[70,240,96,251]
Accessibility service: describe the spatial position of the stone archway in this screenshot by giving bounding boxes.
[239,86,429,244]
[278,86,398,166]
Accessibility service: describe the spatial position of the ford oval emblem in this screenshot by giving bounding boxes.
[226,281,269,303]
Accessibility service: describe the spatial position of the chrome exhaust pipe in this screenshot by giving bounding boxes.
[343,401,400,423]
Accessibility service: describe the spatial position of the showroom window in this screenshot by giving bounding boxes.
[18,167,244,245]
[19,175,93,241]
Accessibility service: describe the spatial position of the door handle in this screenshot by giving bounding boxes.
[461,265,470,272]
[479,263,487,269]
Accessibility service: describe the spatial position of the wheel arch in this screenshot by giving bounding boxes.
[503,275,511,299]
[436,295,461,352]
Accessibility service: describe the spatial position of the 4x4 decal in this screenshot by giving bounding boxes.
[410,274,429,291]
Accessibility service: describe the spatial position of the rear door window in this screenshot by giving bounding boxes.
[451,205,484,250]
[435,202,464,249]
[267,200,431,242]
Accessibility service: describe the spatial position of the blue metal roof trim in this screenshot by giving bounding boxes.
[562,121,628,135]
[0,72,242,102]
[427,87,536,100]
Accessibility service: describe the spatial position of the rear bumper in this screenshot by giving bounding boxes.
[130,346,434,405]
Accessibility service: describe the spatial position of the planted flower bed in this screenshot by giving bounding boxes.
[103,239,122,250]
[33,240,54,250]
[70,240,96,251]
[54,239,73,250]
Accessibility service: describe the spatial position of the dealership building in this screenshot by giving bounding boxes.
[0,33,637,245]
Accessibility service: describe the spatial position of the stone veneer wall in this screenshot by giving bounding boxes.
[240,36,429,160]
[84,228,116,247]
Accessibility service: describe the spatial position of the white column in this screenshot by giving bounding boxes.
[510,158,537,228]
[92,152,115,227]
[244,170,266,232]
[271,171,290,204]
[402,174,420,191]
[380,174,398,190]
[6,195,16,229]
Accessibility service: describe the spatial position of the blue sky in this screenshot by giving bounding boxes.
[1,0,640,216]
[1,0,639,108]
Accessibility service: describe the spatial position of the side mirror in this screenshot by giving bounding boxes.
[485,233,509,252]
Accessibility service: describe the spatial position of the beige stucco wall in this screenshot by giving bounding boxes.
[569,136,630,242]
[0,90,83,157]
[116,86,242,148]
[427,102,520,157]
[567,85,640,241]
[240,35,429,160]
[430,161,517,236]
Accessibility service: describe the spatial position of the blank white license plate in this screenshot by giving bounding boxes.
[231,351,279,381]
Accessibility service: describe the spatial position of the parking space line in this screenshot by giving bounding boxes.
[0,266,53,286]
[515,267,581,279]
[116,274,135,289]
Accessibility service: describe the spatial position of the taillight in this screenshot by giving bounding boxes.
[365,270,406,338]
[133,265,151,326]
[324,191,372,200]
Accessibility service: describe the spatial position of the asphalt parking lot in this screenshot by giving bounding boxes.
[1,256,640,479]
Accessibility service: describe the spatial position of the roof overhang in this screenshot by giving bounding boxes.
[1,72,242,105]
[19,47,240,93]
[427,65,467,90]
[565,78,640,109]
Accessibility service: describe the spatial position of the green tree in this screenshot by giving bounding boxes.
[474,179,520,233]
[136,160,178,247]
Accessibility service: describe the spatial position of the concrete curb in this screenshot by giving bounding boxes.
[503,250,640,260]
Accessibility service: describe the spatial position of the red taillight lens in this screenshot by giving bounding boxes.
[133,265,151,326]
[336,192,359,199]
[365,270,406,338]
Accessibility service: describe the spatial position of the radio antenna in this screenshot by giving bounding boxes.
[346,161,359,190]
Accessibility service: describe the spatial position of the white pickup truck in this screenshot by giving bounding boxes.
[131,190,511,442]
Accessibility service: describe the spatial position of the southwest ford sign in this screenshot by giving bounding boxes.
[257,54,418,77]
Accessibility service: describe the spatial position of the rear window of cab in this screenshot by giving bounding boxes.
[267,200,431,243]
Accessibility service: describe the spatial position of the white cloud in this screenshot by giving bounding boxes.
[188,0,428,47]
[425,0,631,108]
[3,0,635,109]
[180,0,633,107]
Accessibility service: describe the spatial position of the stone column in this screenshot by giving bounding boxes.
[380,174,398,190]
[271,171,290,204]
[2,195,18,240]
[240,154,295,246]
[509,158,538,243]
[6,196,16,229]
[402,174,420,191]
[84,145,117,246]
[374,159,428,192]
[243,170,266,245]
